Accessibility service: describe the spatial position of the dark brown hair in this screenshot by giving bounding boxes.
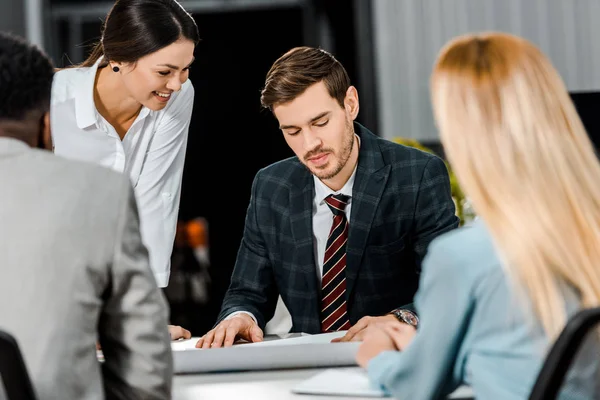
[76,0,200,69]
[260,46,351,110]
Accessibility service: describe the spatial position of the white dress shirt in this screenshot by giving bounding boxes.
[50,58,194,287]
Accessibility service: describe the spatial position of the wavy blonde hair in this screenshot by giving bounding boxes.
[431,32,600,339]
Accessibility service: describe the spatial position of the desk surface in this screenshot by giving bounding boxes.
[172,367,474,400]
[171,333,474,399]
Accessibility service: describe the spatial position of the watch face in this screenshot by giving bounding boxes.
[399,310,419,326]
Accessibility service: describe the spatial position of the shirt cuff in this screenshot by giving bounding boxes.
[225,311,257,325]
[154,272,170,288]
[367,351,401,394]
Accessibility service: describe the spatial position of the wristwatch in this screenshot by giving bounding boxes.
[389,308,419,328]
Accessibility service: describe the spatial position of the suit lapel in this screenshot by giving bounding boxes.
[289,168,321,331]
[346,124,390,299]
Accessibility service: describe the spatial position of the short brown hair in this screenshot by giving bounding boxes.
[260,46,351,111]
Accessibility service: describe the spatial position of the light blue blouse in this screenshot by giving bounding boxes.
[368,220,599,399]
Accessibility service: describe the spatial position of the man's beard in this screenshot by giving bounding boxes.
[305,119,355,180]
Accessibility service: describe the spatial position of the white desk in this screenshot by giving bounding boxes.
[173,367,475,400]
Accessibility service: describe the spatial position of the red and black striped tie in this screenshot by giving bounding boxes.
[320,194,352,332]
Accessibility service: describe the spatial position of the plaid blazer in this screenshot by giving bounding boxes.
[218,123,459,333]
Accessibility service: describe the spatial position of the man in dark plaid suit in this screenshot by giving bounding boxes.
[196,46,459,348]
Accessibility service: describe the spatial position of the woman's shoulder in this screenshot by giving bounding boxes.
[173,79,194,102]
[53,65,89,81]
[157,79,195,118]
[426,220,501,278]
[51,66,89,104]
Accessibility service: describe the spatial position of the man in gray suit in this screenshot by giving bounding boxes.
[0,33,173,399]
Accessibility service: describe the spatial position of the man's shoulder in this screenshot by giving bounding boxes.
[28,150,130,195]
[246,157,306,206]
[376,137,440,166]
[255,156,304,183]
[356,123,438,163]
[3,151,133,241]
[363,136,447,186]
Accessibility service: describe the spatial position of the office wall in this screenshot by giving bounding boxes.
[0,0,25,37]
[373,0,600,141]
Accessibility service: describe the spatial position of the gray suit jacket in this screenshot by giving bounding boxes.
[0,138,173,400]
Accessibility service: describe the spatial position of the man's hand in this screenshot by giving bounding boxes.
[195,314,263,349]
[332,315,398,342]
[169,325,192,340]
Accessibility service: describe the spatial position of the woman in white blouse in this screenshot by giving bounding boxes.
[51,0,199,339]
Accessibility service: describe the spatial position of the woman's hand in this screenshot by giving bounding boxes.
[169,324,192,340]
[356,320,417,368]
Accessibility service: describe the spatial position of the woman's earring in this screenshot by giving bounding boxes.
[112,66,120,72]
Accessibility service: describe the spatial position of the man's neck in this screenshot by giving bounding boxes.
[0,121,37,147]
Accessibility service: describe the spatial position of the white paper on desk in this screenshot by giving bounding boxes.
[243,331,346,347]
[292,369,475,399]
[170,331,347,351]
[172,341,360,374]
[292,368,388,397]
[171,338,201,351]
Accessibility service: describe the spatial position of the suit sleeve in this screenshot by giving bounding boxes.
[99,179,173,400]
[412,156,460,270]
[216,170,279,330]
[368,238,473,400]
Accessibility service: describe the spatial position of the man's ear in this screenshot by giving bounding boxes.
[344,86,360,121]
[40,112,53,151]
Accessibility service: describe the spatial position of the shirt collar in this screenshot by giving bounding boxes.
[74,56,151,130]
[313,141,359,205]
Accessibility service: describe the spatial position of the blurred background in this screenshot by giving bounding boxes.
[3,0,600,335]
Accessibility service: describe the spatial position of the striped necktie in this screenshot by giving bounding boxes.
[320,193,352,332]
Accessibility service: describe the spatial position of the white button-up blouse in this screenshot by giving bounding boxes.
[50,58,194,287]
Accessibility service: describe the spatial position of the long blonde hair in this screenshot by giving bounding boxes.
[431,32,600,339]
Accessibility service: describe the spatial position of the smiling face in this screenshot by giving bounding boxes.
[113,38,195,111]
[273,81,360,188]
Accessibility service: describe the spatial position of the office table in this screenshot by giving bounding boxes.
[173,366,475,399]
[171,333,474,399]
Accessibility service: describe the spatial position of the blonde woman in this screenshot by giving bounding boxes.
[356,32,600,399]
